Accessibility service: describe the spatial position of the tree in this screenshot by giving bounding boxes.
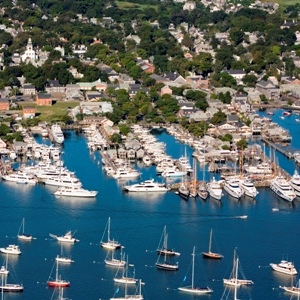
[236,138,247,150]
[210,110,227,125]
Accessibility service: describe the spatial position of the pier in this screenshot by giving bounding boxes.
[262,138,293,159]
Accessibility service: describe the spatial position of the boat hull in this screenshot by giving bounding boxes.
[202,251,223,259]
[156,263,178,271]
[0,284,23,292]
[178,286,213,294]
[47,280,70,287]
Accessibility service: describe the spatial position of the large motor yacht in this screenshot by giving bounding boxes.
[223,179,244,199]
[270,175,296,202]
[270,260,297,275]
[124,179,170,192]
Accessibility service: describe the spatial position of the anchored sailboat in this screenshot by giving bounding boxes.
[17,218,33,241]
[101,217,122,250]
[105,249,126,267]
[47,260,70,287]
[0,254,9,276]
[223,249,253,287]
[156,226,180,256]
[56,244,74,264]
[202,229,223,259]
[178,246,213,294]
[114,256,137,284]
[110,279,144,300]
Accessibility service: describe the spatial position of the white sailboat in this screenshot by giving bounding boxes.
[105,250,126,267]
[223,249,254,287]
[110,279,144,300]
[156,247,179,271]
[280,279,300,296]
[101,217,122,250]
[17,218,33,241]
[0,254,9,276]
[114,256,137,284]
[0,272,23,292]
[202,229,223,259]
[178,246,213,294]
[156,226,180,256]
[55,244,74,264]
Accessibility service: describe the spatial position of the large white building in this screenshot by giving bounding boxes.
[21,38,38,63]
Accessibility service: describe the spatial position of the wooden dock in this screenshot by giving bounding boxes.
[262,138,293,159]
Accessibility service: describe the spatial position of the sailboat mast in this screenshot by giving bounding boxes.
[22,218,25,234]
[108,217,111,241]
[234,257,239,300]
[163,226,167,249]
[191,246,195,289]
[208,230,212,253]
[55,260,59,281]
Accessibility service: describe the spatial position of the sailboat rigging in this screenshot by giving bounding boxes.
[56,244,74,264]
[17,218,33,241]
[114,255,137,284]
[178,246,213,294]
[156,226,180,256]
[47,260,70,287]
[101,217,122,250]
[105,249,126,267]
[110,279,144,300]
[202,229,223,259]
[0,254,9,276]
[223,249,253,287]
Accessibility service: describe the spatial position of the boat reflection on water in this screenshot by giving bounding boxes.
[124,191,166,203]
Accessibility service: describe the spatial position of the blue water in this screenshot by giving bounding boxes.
[0,122,300,300]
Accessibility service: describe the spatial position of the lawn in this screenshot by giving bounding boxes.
[21,101,79,122]
[261,0,298,5]
[115,1,157,10]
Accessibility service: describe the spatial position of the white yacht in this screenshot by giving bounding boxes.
[161,168,187,178]
[270,260,297,275]
[223,179,244,199]
[51,124,64,144]
[270,175,296,202]
[49,230,79,243]
[2,172,37,184]
[112,168,141,180]
[54,186,98,198]
[0,245,21,255]
[44,176,82,188]
[239,178,259,198]
[290,170,300,197]
[206,177,223,200]
[123,179,170,192]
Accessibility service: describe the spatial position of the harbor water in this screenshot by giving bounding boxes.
[0,115,300,300]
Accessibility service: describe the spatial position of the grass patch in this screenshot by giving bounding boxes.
[20,101,79,122]
[261,0,298,5]
[116,1,157,10]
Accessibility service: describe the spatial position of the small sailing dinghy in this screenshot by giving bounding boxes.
[223,249,254,287]
[156,226,180,256]
[47,260,70,287]
[17,218,33,241]
[178,246,213,294]
[101,217,122,250]
[202,229,223,259]
[49,230,79,243]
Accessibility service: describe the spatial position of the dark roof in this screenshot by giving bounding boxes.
[164,72,180,81]
[37,93,51,98]
[46,80,62,87]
